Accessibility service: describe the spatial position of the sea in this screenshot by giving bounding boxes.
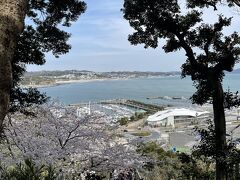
[40,74,240,107]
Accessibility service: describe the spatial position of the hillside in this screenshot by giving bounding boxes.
[22,70,181,87]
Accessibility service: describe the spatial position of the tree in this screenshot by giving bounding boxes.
[118,117,129,125]
[192,121,240,179]
[0,159,58,180]
[136,142,215,179]
[193,120,240,179]
[0,0,86,133]
[187,0,240,10]
[122,0,240,179]
[136,142,182,179]
[0,0,26,134]
[0,103,143,178]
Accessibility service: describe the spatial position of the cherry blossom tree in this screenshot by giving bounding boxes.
[0,102,144,177]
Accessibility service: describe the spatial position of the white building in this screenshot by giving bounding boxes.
[147,108,210,127]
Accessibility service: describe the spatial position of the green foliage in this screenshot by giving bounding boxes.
[137,142,182,179]
[131,131,151,137]
[178,153,215,179]
[10,0,86,114]
[0,159,58,180]
[224,89,240,109]
[135,112,144,119]
[44,165,58,180]
[137,142,176,160]
[123,1,240,178]
[130,115,135,121]
[118,117,129,126]
[129,112,147,123]
[193,121,217,160]
[137,142,215,179]
[85,172,105,180]
[123,0,240,105]
[193,121,240,178]
[187,0,240,10]
[9,88,49,116]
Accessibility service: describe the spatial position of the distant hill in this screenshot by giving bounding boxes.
[25,70,181,77]
[25,70,94,77]
[22,70,182,87]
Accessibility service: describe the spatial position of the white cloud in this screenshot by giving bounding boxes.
[27,0,240,72]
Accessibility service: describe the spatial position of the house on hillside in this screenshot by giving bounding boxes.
[147,108,210,128]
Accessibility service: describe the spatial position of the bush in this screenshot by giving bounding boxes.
[118,117,129,126]
[0,159,58,180]
[130,115,135,121]
[129,112,147,122]
[137,112,144,119]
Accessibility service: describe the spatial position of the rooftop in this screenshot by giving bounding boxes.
[147,108,209,122]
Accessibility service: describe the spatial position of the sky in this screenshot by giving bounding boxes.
[27,0,240,72]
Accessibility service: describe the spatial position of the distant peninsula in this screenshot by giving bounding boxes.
[22,70,181,88]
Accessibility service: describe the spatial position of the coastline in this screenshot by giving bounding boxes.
[20,75,180,89]
[21,78,128,88]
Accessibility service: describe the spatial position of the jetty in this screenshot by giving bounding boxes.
[69,99,165,113]
[146,96,186,100]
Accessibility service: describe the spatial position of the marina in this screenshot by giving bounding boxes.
[39,75,240,152]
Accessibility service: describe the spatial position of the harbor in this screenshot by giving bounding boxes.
[39,75,240,154]
[70,99,240,153]
[70,99,165,112]
[68,98,240,153]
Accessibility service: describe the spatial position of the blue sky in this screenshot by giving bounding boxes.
[27,0,240,72]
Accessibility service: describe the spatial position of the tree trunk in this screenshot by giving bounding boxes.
[212,79,227,180]
[0,0,27,132]
[235,163,239,180]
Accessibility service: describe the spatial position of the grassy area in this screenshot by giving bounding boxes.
[131,131,151,137]
[174,147,192,154]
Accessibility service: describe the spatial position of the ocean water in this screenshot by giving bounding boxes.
[40,74,240,107]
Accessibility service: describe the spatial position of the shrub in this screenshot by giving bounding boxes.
[118,117,129,126]
[0,159,58,180]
